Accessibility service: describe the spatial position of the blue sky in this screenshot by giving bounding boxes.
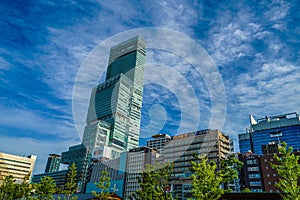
[0,0,299,173]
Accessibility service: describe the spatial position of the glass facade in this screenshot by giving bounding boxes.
[83,36,146,159]
[239,113,300,155]
[252,125,300,155]
[238,133,252,154]
[45,154,61,173]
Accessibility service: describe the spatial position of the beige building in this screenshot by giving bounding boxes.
[160,129,233,200]
[0,152,36,184]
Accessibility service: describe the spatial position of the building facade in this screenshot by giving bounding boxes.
[249,112,300,155]
[0,152,36,184]
[160,129,233,200]
[124,147,159,199]
[238,152,264,192]
[61,144,91,192]
[86,152,127,198]
[32,170,68,189]
[238,132,253,154]
[147,133,171,151]
[83,36,146,159]
[45,153,61,173]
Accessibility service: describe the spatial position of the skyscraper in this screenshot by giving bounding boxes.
[83,36,146,159]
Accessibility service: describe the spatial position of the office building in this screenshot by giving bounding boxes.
[147,133,171,151]
[124,147,159,199]
[244,112,300,155]
[45,153,61,173]
[32,170,68,189]
[160,129,233,200]
[85,152,127,198]
[61,144,91,192]
[238,152,264,192]
[83,36,146,159]
[0,152,36,184]
[238,132,253,154]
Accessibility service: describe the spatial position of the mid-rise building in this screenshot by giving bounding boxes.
[147,133,171,151]
[238,152,264,192]
[82,36,146,159]
[61,144,91,192]
[242,112,300,155]
[160,129,233,200]
[0,152,36,184]
[45,153,61,173]
[124,147,159,199]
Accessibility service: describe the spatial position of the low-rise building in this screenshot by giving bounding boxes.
[32,170,68,189]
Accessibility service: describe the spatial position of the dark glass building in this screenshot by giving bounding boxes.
[45,154,61,173]
[238,152,264,192]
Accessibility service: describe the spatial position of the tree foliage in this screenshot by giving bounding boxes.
[190,155,224,200]
[92,169,111,200]
[61,162,78,200]
[219,154,243,190]
[272,142,300,200]
[15,172,34,199]
[0,173,34,200]
[35,176,57,200]
[190,154,243,200]
[0,175,16,200]
[131,163,174,200]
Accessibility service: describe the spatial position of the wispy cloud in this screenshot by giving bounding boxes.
[0,135,78,173]
[1,0,299,155]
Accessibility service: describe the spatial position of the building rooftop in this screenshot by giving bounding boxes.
[151,133,171,139]
[250,112,300,131]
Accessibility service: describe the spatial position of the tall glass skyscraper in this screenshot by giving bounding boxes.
[82,36,146,159]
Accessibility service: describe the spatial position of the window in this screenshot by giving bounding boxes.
[247,159,258,165]
[250,181,262,186]
[249,174,260,179]
[247,167,259,171]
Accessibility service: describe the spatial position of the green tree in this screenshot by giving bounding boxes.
[92,169,111,200]
[190,155,224,200]
[272,142,300,200]
[61,162,78,200]
[35,176,57,200]
[0,175,16,200]
[189,154,243,200]
[219,154,243,190]
[131,163,173,200]
[242,188,251,192]
[14,172,34,199]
